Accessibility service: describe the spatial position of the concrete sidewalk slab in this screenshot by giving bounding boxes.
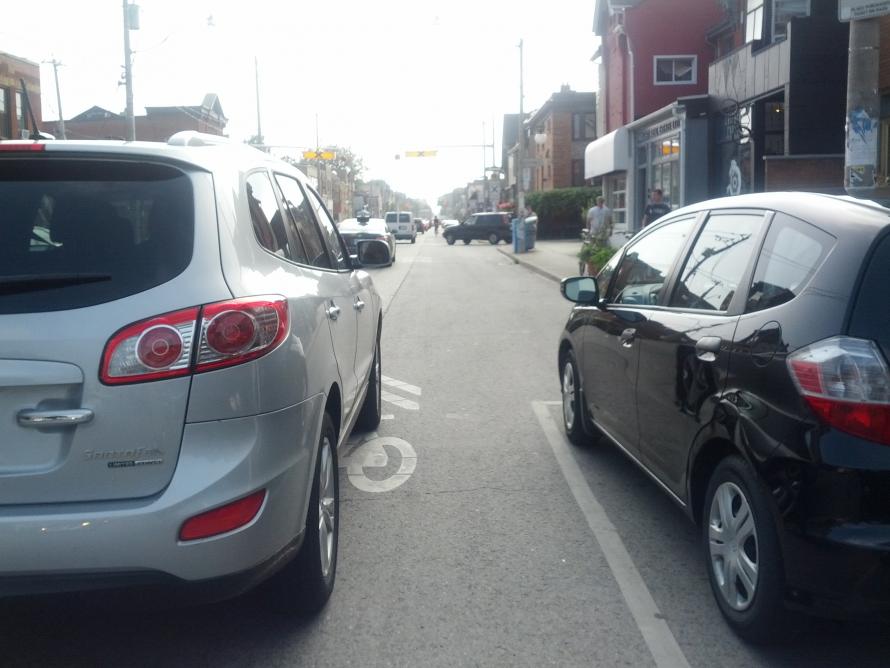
[496,240,583,283]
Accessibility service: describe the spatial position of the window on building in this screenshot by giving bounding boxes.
[572,113,596,140]
[763,101,785,155]
[773,0,810,42]
[0,88,10,138]
[746,0,765,43]
[572,159,585,187]
[610,175,626,228]
[15,90,28,137]
[654,56,697,85]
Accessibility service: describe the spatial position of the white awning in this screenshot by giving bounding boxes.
[585,128,630,179]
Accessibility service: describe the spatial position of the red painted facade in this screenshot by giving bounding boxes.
[600,0,724,132]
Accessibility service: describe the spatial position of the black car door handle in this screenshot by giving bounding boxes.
[695,336,723,362]
[620,328,636,347]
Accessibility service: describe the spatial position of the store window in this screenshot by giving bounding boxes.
[773,0,810,42]
[746,0,764,43]
[763,101,785,155]
[654,56,697,85]
[610,175,626,228]
[0,88,10,138]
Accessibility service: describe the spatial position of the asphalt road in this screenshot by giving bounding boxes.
[3,232,890,667]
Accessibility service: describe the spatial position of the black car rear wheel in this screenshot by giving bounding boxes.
[462,239,472,245]
[488,233,499,245]
[445,235,455,245]
[703,456,799,643]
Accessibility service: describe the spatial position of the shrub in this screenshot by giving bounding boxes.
[526,186,601,239]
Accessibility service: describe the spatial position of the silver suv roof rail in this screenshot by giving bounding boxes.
[167,131,233,147]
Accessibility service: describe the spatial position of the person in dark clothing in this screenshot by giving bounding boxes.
[641,189,671,227]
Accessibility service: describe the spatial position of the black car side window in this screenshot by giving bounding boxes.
[274,174,331,270]
[746,213,833,313]
[670,212,764,311]
[610,217,695,306]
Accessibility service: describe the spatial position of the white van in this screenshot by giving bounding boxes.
[384,211,416,243]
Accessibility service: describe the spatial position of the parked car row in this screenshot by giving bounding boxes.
[0,133,392,612]
[559,192,890,643]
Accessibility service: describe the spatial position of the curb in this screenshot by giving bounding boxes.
[495,246,563,283]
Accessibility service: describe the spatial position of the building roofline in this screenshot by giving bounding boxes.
[0,51,40,68]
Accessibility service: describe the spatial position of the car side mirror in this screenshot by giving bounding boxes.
[356,239,391,267]
[561,276,602,306]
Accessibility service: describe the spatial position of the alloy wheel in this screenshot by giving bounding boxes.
[708,481,759,611]
[562,361,575,430]
[317,437,336,578]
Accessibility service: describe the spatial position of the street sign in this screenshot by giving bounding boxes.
[302,150,336,160]
[840,0,890,20]
[405,150,437,157]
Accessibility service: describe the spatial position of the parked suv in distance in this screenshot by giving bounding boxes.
[559,192,890,642]
[384,211,416,243]
[0,132,391,611]
[443,212,512,245]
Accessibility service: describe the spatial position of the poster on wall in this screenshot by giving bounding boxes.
[845,107,878,168]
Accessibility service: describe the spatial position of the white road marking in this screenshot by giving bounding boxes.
[381,390,420,410]
[532,400,692,668]
[342,436,417,493]
[381,414,395,420]
[382,375,422,396]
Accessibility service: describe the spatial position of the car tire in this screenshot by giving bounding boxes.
[355,335,382,431]
[411,235,416,244]
[703,455,799,643]
[265,412,339,614]
[488,233,499,245]
[446,235,455,245]
[560,349,589,446]
[462,239,472,245]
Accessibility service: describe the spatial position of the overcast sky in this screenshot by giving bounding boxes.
[4,0,598,206]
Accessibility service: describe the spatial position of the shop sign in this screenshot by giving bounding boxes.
[636,117,682,144]
[839,0,890,20]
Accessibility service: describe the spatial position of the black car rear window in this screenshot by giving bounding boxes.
[0,158,194,314]
[850,231,890,359]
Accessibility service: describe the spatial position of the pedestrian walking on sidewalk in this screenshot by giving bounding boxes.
[586,196,612,246]
[433,216,440,236]
[641,188,671,227]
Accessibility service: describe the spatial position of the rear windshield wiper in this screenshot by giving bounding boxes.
[0,273,112,295]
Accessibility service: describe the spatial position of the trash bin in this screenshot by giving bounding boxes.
[524,216,538,251]
[511,217,526,253]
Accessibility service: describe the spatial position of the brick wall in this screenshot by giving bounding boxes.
[0,53,42,139]
[763,156,844,192]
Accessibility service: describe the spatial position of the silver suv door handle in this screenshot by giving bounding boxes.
[18,408,94,428]
[327,304,341,321]
[353,298,366,312]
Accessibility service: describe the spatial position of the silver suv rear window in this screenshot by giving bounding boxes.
[0,159,194,314]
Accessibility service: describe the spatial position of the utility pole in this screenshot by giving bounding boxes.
[517,39,526,216]
[254,57,263,146]
[45,59,66,139]
[122,0,136,141]
[844,18,882,198]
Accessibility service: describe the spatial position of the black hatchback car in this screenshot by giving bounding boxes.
[443,212,512,245]
[558,192,890,642]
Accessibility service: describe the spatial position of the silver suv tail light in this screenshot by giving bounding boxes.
[101,296,288,385]
[787,336,890,445]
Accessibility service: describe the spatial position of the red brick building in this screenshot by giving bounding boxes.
[527,86,596,191]
[0,51,42,140]
[64,93,227,141]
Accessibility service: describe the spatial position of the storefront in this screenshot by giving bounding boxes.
[584,127,630,243]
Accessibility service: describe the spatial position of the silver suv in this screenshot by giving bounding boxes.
[0,132,389,611]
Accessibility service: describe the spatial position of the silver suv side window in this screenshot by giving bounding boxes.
[246,172,290,257]
[610,216,695,306]
[305,187,350,271]
[274,174,331,269]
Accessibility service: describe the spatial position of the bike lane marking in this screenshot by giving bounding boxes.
[340,435,417,493]
[532,400,691,668]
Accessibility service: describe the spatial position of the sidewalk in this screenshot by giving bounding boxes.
[495,239,583,283]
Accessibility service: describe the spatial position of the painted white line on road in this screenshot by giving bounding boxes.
[381,414,395,420]
[381,390,419,410]
[382,375,422,396]
[532,400,691,668]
